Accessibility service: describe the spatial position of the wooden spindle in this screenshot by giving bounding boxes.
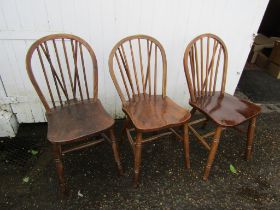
[62,38,74,98]
[52,39,69,102]
[129,40,140,95]
[194,43,200,96]
[120,45,135,96]
[40,42,63,106]
[71,40,83,101]
[36,47,56,108]
[189,47,196,95]
[208,41,218,94]
[144,41,153,95]
[138,38,145,93]
[205,36,210,94]
[213,46,222,93]
[115,52,131,100]
[154,45,158,95]
[79,43,90,100]
[200,38,204,96]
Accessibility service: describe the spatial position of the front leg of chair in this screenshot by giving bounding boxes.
[246,116,257,160]
[52,143,67,194]
[203,126,223,180]
[183,123,190,169]
[133,132,142,188]
[109,129,124,175]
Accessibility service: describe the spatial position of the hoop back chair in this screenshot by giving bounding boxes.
[109,35,191,187]
[26,34,123,194]
[183,33,261,180]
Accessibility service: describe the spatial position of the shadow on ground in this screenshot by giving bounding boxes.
[0,113,280,209]
[238,68,280,104]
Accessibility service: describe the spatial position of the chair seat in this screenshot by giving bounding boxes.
[123,94,191,132]
[190,92,261,127]
[46,99,114,143]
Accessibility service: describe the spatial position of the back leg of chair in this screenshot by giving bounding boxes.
[246,116,257,160]
[109,129,124,175]
[120,118,130,143]
[201,117,210,129]
[52,143,67,194]
[133,132,142,188]
[203,126,223,180]
[183,123,190,169]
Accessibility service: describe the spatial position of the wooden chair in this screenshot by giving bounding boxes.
[108,35,191,187]
[183,33,261,180]
[26,34,123,194]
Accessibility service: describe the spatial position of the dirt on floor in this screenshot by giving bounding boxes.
[0,112,280,210]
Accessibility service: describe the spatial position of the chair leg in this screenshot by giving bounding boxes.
[183,123,190,169]
[52,143,66,194]
[120,118,130,143]
[201,117,209,129]
[133,132,142,188]
[246,116,257,160]
[203,126,223,180]
[109,129,124,175]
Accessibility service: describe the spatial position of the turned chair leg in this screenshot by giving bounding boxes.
[183,124,190,169]
[133,132,142,188]
[246,116,257,160]
[52,143,66,194]
[203,126,223,180]
[109,129,124,175]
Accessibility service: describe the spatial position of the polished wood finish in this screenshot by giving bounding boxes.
[122,94,190,132]
[203,126,222,180]
[183,33,261,180]
[190,92,261,127]
[109,35,191,187]
[26,34,123,194]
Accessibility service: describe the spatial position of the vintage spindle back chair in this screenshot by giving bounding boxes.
[183,33,261,180]
[109,34,191,187]
[26,34,123,194]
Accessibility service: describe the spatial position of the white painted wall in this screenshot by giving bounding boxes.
[0,0,268,129]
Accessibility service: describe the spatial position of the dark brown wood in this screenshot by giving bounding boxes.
[183,33,261,180]
[109,34,168,103]
[53,143,66,194]
[46,100,114,142]
[26,34,122,194]
[62,138,105,154]
[109,35,191,187]
[133,132,142,188]
[109,129,124,175]
[203,126,222,180]
[122,94,190,132]
[183,124,190,169]
[189,92,261,127]
[246,116,256,160]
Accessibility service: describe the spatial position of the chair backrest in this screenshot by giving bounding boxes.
[26,34,98,112]
[183,33,228,103]
[108,34,167,104]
